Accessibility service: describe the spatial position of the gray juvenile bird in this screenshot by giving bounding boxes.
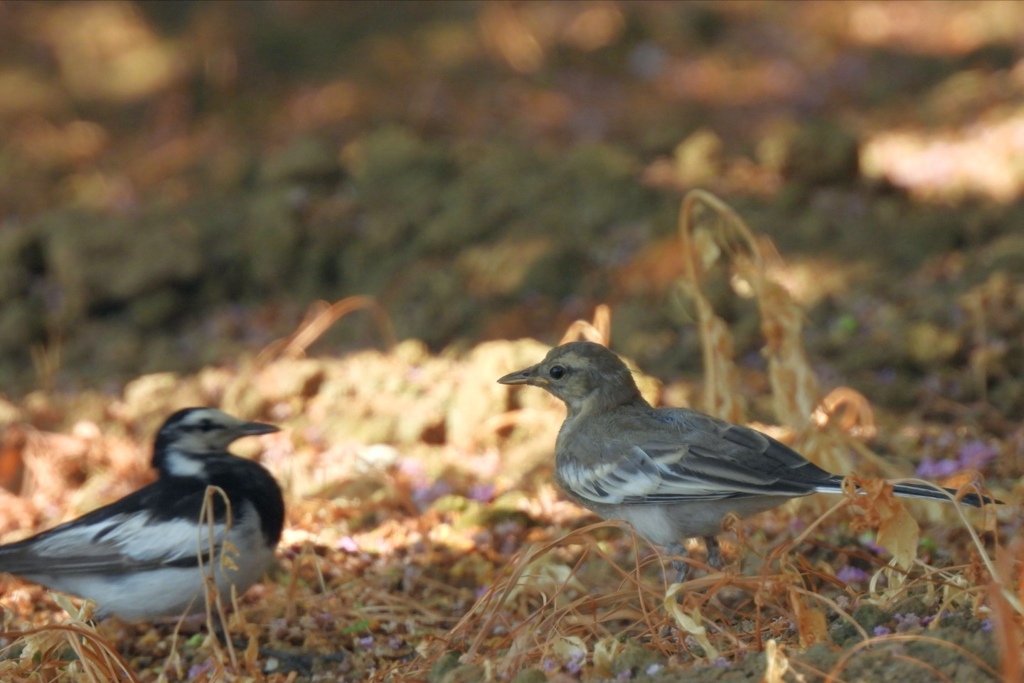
[0,407,284,620]
[498,341,997,580]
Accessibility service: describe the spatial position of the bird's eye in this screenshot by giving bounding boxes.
[549,365,566,380]
[199,419,215,431]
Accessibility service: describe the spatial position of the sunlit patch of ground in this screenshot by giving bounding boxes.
[862,104,1024,202]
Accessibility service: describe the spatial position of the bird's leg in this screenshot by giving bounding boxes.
[210,613,232,647]
[665,542,690,583]
[704,536,723,570]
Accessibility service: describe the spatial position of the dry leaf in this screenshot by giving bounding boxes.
[789,586,829,648]
[665,583,720,660]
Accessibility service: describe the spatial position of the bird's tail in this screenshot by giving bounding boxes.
[890,481,999,508]
[815,477,1000,508]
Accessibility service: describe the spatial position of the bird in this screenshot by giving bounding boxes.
[498,341,999,580]
[0,407,285,621]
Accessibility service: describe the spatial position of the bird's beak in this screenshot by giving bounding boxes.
[497,364,545,387]
[238,420,280,437]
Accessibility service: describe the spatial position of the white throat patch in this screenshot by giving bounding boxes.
[164,450,208,478]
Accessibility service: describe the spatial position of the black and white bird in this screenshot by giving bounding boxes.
[499,342,1000,579]
[0,407,285,620]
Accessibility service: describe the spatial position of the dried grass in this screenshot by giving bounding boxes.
[256,295,396,366]
[0,191,1016,682]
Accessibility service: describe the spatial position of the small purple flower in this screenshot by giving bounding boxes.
[543,658,559,673]
[958,440,997,470]
[468,483,495,503]
[982,619,993,632]
[862,537,887,554]
[647,663,665,674]
[337,536,359,553]
[915,456,960,479]
[616,669,633,680]
[710,658,729,668]
[566,651,585,675]
[412,480,452,509]
[188,658,215,678]
[873,626,892,636]
[894,613,922,632]
[916,439,997,479]
[836,566,870,584]
[357,636,374,649]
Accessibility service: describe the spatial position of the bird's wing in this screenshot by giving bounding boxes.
[564,411,836,505]
[0,503,229,576]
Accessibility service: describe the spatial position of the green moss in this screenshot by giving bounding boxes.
[351,126,457,252]
[427,651,463,683]
[509,669,547,683]
[852,603,888,631]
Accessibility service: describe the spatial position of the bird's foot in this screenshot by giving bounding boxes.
[704,536,723,570]
[666,543,690,583]
[667,538,725,582]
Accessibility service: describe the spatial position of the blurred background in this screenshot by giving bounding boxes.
[2,0,1024,422]
[0,6,1019,677]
